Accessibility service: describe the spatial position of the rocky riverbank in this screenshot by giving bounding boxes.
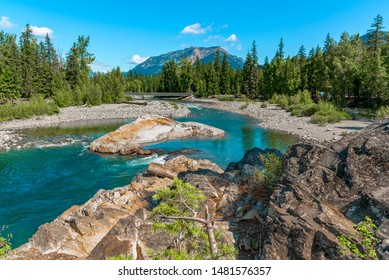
[9,117,389,260]
[0,102,190,151]
[198,99,372,142]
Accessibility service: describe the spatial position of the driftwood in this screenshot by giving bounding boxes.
[123,101,148,106]
[147,162,178,179]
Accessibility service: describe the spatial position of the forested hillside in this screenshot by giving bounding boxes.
[128,15,389,110]
[1,15,388,121]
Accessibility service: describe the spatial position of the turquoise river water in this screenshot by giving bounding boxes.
[0,105,298,247]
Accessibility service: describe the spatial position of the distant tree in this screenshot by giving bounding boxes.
[160,61,180,92]
[206,64,219,96]
[220,53,231,95]
[179,57,193,92]
[19,24,39,98]
[367,14,385,56]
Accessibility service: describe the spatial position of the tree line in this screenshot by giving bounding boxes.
[1,15,388,112]
[128,15,389,109]
[0,24,126,107]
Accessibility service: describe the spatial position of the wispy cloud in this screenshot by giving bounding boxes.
[29,26,54,37]
[236,44,242,51]
[0,16,16,28]
[180,23,211,35]
[91,61,111,73]
[129,54,149,65]
[226,34,238,42]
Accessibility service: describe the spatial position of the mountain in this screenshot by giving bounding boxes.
[360,32,388,44]
[131,46,244,76]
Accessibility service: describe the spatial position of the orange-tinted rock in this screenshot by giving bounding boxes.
[89,115,225,155]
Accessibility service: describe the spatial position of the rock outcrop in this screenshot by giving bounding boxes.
[8,156,228,260]
[10,117,389,260]
[89,115,225,155]
[261,117,389,259]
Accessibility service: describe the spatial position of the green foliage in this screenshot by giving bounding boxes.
[0,225,12,259]
[106,254,133,260]
[171,101,179,110]
[150,178,236,260]
[0,95,59,121]
[218,96,235,101]
[53,84,75,107]
[376,105,389,118]
[340,131,349,136]
[239,102,249,110]
[311,101,352,125]
[254,153,283,188]
[337,216,379,260]
[261,102,268,108]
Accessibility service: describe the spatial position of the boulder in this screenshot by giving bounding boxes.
[89,115,225,155]
[261,117,389,260]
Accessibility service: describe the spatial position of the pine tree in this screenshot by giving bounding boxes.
[160,61,180,92]
[19,24,39,98]
[206,64,219,97]
[179,57,193,93]
[367,14,385,56]
[220,53,231,95]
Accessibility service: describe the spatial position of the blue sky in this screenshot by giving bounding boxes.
[1,0,388,72]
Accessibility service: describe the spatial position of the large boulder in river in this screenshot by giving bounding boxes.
[89,115,225,155]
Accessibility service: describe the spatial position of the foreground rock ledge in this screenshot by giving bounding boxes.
[89,115,225,155]
[9,117,389,260]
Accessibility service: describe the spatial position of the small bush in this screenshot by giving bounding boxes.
[311,101,352,125]
[0,225,12,259]
[54,86,75,107]
[337,216,379,260]
[254,153,283,188]
[261,102,268,108]
[171,101,179,110]
[0,95,60,121]
[376,105,389,119]
[239,102,249,110]
[106,254,133,260]
[218,96,235,101]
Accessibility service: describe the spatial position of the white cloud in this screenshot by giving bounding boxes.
[0,16,16,28]
[29,26,54,37]
[181,23,211,35]
[236,44,242,51]
[226,34,238,42]
[129,54,149,65]
[91,61,111,73]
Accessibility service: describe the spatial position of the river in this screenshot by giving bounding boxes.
[0,105,298,247]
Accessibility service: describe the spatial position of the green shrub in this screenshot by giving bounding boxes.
[311,101,352,125]
[261,102,268,108]
[150,178,236,260]
[254,153,283,188]
[106,254,133,260]
[239,102,249,110]
[337,216,379,260]
[54,86,75,107]
[171,101,179,110]
[0,225,12,259]
[0,95,60,121]
[218,96,235,101]
[376,105,389,119]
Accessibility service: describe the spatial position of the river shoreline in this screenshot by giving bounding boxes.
[197,99,372,142]
[0,99,373,150]
[0,101,190,150]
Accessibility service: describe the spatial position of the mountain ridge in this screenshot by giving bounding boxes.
[131,46,244,76]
